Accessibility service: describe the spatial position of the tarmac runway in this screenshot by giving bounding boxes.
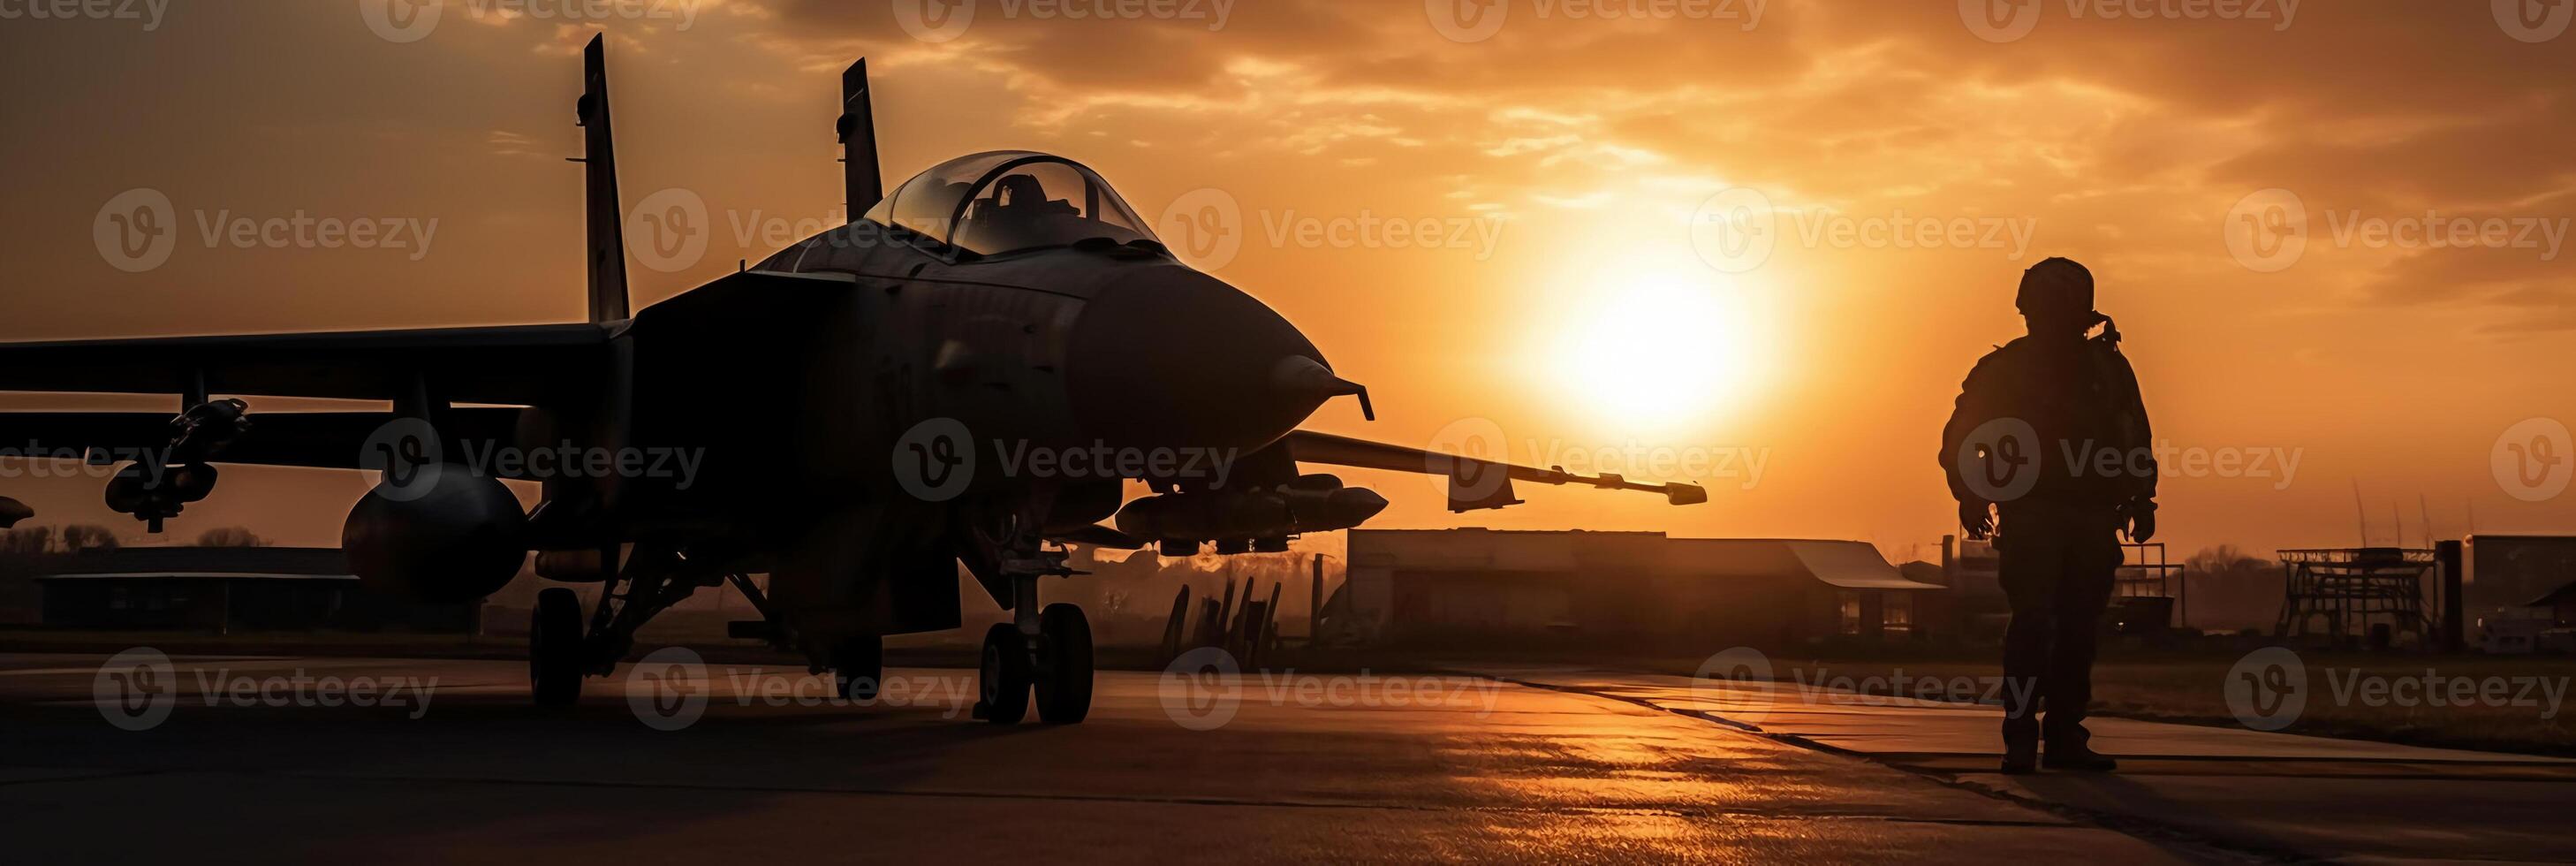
[2,652,2565,863]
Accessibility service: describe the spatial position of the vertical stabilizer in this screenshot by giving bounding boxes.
[577,34,631,323]
[838,59,884,216]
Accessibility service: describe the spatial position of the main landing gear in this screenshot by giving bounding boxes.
[526,544,720,706]
[978,603,1092,724]
[974,550,1095,725]
[530,587,586,706]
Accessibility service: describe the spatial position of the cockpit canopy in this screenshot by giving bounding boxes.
[863,151,1157,256]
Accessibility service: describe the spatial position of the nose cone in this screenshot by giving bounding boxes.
[1069,265,1330,455]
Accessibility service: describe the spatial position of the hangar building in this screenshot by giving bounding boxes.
[1332,529,1943,650]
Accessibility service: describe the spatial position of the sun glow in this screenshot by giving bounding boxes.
[1550,269,1769,434]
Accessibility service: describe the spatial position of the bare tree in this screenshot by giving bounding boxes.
[195,527,267,548]
[57,525,120,553]
[0,526,55,556]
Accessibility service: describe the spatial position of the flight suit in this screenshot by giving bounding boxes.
[1941,332,2154,750]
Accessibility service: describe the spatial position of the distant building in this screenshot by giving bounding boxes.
[1942,535,2006,641]
[1333,529,1942,650]
[32,547,478,633]
[2465,536,2576,619]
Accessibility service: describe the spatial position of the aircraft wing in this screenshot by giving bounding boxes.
[0,408,525,471]
[0,323,612,405]
[1281,429,1708,513]
[0,324,610,478]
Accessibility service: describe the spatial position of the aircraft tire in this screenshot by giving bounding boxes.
[1035,604,1094,725]
[979,623,1032,725]
[835,634,883,702]
[530,587,586,706]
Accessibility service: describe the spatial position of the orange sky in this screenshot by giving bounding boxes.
[2,0,2572,561]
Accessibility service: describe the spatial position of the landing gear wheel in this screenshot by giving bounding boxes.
[978,623,1032,725]
[1035,604,1094,725]
[834,634,884,702]
[529,587,586,706]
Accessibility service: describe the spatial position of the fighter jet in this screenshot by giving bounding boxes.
[0,37,1703,723]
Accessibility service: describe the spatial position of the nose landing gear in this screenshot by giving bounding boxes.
[971,546,1096,725]
[974,604,1094,725]
[976,623,1033,724]
[1034,604,1092,724]
[530,587,587,705]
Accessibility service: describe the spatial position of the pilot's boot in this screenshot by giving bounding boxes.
[2000,737,2039,775]
[2042,724,2117,772]
[2000,714,2041,775]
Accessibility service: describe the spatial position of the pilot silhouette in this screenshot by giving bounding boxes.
[1940,256,2156,774]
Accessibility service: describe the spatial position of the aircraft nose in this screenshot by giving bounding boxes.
[1068,266,1338,457]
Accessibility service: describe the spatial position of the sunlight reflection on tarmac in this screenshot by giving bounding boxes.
[0,655,2212,864]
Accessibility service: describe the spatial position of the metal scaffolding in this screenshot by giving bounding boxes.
[2115,543,2186,631]
[2275,548,2435,645]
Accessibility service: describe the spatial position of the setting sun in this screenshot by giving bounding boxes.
[1552,270,1769,433]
